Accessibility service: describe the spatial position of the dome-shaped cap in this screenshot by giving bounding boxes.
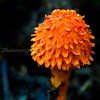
[30,9,95,71]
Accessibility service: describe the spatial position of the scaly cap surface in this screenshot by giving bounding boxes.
[30,9,95,71]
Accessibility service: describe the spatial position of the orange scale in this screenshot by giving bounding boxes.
[64,53,72,65]
[31,47,39,51]
[71,55,79,66]
[90,35,95,39]
[85,58,91,65]
[36,49,45,57]
[89,55,94,61]
[38,41,45,47]
[37,57,41,63]
[81,43,87,51]
[47,33,53,38]
[69,44,74,49]
[83,35,89,42]
[57,65,62,70]
[31,34,36,37]
[77,65,80,69]
[55,48,61,58]
[90,43,95,47]
[50,45,55,55]
[80,53,87,65]
[32,55,38,61]
[66,27,71,31]
[66,64,71,71]
[45,60,51,68]
[51,55,56,68]
[71,45,81,55]
[78,38,83,44]
[72,34,78,44]
[38,56,45,65]
[31,38,36,42]
[31,51,37,56]
[51,59,56,68]
[31,43,36,48]
[64,44,69,49]
[57,40,63,48]
[56,56,63,66]
[44,50,52,61]
[61,49,69,57]
[91,51,95,54]
[46,44,53,50]
[62,64,67,71]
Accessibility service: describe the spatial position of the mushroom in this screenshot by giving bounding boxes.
[30,9,95,100]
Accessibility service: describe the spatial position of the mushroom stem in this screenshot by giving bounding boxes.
[50,69,71,100]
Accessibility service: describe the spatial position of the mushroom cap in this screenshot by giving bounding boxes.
[30,9,95,71]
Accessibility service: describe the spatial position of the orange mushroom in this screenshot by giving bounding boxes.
[30,9,95,100]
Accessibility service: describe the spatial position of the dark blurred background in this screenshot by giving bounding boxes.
[0,0,100,100]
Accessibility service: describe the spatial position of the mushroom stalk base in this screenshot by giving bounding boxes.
[50,69,71,100]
